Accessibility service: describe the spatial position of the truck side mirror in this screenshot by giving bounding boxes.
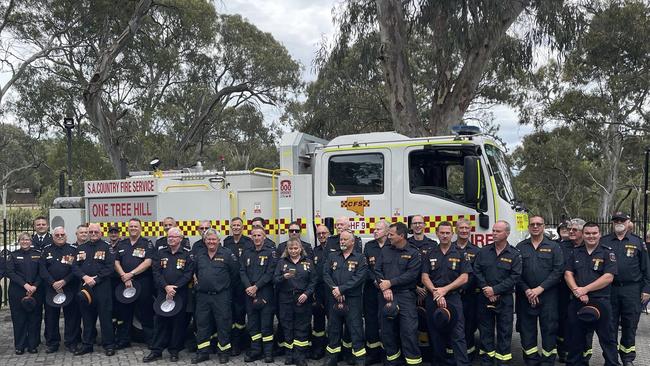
[464,156,482,205]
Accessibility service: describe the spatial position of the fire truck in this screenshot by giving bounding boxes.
[49,128,528,246]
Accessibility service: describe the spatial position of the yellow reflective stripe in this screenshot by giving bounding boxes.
[323,139,475,153]
[342,340,352,348]
[251,333,262,341]
[116,320,124,325]
[367,341,383,349]
[294,340,309,347]
[490,176,499,221]
[197,341,211,349]
[211,332,218,339]
[405,357,422,364]
[618,344,635,353]
[279,342,290,348]
[495,353,512,361]
[542,348,558,357]
[217,343,231,351]
[446,348,454,354]
[387,351,401,361]
[583,349,593,357]
[352,348,367,357]
[262,335,274,342]
[466,346,476,354]
[232,323,246,330]
[312,330,325,337]
[524,347,539,356]
[285,342,294,349]
[479,350,496,357]
[327,346,341,354]
[557,337,565,342]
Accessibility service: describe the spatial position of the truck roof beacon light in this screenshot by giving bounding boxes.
[451,125,481,136]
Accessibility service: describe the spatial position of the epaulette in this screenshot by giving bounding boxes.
[43,244,52,249]
[182,247,190,252]
[70,243,78,249]
[601,244,613,251]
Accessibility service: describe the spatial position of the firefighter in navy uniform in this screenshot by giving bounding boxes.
[453,217,480,359]
[326,216,363,253]
[155,217,190,251]
[473,220,522,366]
[72,223,116,356]
[32,216,53,250]
[564,222,620,366]
[421,221,471,366]
[240,227,277,363]
[311,224,331,360]
[7,232,43,354]
[557,218,592,362]
[409,215,437,360]
[408,215,438,252]
[323,229,368,366]
[375,222,423,366]
[143,227,194,363]
[224,216,255,355]
[515,216,564,366]
[114,218,155,348]
[600,212,650,366]
[363,219,390,364]
[192,228,240,364]
[40,226,81,353]
[275,237,318,366]
[276,221,315,259]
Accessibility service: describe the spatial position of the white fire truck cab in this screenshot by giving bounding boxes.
[50,128,528,246]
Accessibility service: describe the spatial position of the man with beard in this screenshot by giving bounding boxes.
[600,212,650,366]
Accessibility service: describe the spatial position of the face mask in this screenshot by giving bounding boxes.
[614,223,626,234]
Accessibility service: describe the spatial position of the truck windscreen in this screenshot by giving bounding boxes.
[484,144,516,204]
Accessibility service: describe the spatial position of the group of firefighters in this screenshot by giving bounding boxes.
[0,212,648,366]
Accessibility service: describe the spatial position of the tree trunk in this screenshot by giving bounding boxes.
[428,0,529,135]
[598,122,624,221]
[82,0,153,178]
[375,0,421,137]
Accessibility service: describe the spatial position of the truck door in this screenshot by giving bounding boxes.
[402,144,491,245]
[316,149,391,234]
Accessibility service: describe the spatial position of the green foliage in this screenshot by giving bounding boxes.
[516,1,650,220]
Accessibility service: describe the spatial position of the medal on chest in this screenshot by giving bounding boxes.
[259,256,267,266]
[347,261,356,272]
[592,258,603,271]
[176,258,186,269]
[161,258,168,268]
[94,251,105,260]
[449,257,459,270]
[430,258,437,269]
[133,247,145,258]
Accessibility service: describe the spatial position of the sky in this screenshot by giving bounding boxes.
[216,0,534,151]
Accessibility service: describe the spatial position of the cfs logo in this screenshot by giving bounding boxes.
[340,196,370,216]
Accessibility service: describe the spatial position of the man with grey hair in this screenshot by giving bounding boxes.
[40,226,81,354]
[363,219,390,363]
[326,217,362,254]
[474,220,522,365]
[191,228,239,364]
[155,217,190,251]
[453,217,481,359]
[557,218,591,363]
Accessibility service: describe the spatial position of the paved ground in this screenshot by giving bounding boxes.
[0,308,647,365]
